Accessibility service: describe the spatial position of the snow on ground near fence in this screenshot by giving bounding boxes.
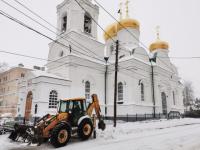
[1,118,200,150]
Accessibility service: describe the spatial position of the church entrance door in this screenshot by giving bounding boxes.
[161,92,167,116]
[24,91,33,121]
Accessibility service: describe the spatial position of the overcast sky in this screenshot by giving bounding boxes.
[0,0,200,97]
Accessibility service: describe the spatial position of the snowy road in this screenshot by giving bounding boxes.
[1,118,200,150]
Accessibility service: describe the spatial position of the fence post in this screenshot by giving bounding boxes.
[23,117,25,124]
[159,113,160,119]
[127,114,129,122]
[145,113,146,120]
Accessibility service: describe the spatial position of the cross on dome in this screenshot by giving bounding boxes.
[125,0,130,18]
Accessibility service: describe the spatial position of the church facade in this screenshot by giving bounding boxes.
[17,0,184,120]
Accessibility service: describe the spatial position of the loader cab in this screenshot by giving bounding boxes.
[59,99,87,114]
[59,98,87,125]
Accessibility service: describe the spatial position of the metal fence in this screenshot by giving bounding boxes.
[104,112,181,122]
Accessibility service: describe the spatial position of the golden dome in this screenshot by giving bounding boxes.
[117,18,140,32]
[149,40,169,52]
[103,23,117,41]
[103,18,140,41]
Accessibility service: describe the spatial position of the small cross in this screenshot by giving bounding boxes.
[156,26,160,40]
[119,1,123,20]
[125,0,130,18]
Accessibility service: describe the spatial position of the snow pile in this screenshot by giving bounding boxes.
[98,118,200,141]
[1,118,200,150]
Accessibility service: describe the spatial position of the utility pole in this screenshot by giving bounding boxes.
[104,56,109,117]
[114,40,119,127]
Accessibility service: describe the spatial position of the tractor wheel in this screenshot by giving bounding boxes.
[78,119,93,140]
[50,123,71,148]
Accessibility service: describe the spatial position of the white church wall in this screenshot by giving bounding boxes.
[117,28,140,50]
[106,58,154,116]
[18,75,71,118]
[31,77,71,116]
[68,64,105,105]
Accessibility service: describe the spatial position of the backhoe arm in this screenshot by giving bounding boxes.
[86,94,106,130]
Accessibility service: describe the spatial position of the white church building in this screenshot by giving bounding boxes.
[17,0,184,120]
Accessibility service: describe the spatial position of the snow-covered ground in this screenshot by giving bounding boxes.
[1,118,200,150]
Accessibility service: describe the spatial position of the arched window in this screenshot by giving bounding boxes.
[141,83,144,101]
[34,104,38,114]
[62,15,67,32]
[59,51,64,57]
[49,90,58,108]
[118,82,123,104]
[84,13,92,34]
[85,81,90,99]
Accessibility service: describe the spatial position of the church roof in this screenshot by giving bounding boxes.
[31,70,70,81]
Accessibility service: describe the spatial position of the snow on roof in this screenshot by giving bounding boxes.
[31,70,70,81]
[0,113,12,117]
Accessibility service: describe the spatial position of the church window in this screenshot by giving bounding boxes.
[84,13,92,34]
[21,73,25,78]
[173,91,176,105]
[141,83,144,101]
[118,82,123,104]
[85,81,90,99]
[62,15,67,32]
[35,104,38,114]
[49,90,58,108]
[60,51,64,57]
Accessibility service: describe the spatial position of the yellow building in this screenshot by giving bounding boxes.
[0,65,30,117]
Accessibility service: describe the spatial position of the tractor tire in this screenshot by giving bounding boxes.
[78,119,93,140]
[50,123,71,148]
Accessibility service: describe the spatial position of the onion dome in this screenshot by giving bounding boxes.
[149,40,169,52]
[103,23,117,41]
[149,26,169,52]
[103,19,140,41]
[117,18,140,32]
[103,0,140,41]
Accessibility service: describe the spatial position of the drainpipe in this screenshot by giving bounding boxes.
[150,57,156,118]
[104,56,109,117]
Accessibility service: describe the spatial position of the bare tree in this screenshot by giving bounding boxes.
[183,81,195,111]
[194,98,200,110]
[0,62,9,73]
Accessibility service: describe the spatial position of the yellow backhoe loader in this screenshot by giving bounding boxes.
[9,94,106,148]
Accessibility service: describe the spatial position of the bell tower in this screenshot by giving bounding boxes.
[56,0,99,39]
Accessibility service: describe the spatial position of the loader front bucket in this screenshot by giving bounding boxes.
[9,123,34,143]
[9,130,18,141]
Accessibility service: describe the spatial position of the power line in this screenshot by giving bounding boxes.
[13,0,187,78]
[1,0,102,59]
[0,7,148,79]
[0,49,106,73]
[13,0,102,58]
[0,9,106,64]
[92,0,178,74]
[14,0,100,57]
[13,0,57,31]
[0,48,174,82]
[0,2,188,82]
